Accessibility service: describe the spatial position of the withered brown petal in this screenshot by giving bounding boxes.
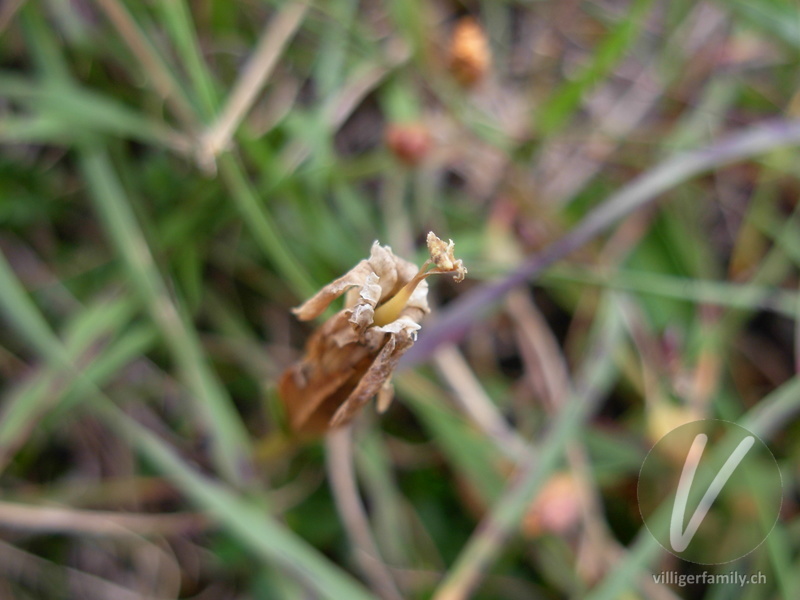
[279,363,356,434]
[329,329,416,429]
[280,234,464,436]
[348,272,381,333]
[279,311,373,435]
[292,243,409,321]
[291,259,374,321]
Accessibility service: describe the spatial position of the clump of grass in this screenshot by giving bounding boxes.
[1,1,799,599]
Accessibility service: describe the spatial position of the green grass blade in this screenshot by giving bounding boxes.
[78,147,252,485]
[155,0,219,119]
[535,0,654,137]
[218,153,317,299]
[432,295,625,599]
[0,249,377,600]
[100,405,378,600]
[0,74,190,150]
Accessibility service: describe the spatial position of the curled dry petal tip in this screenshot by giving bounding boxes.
[426,231,467,282]
[279,234,466,436]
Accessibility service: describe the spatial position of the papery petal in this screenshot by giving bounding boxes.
[373,315,421,336]
[348,272,381,332]
[280,233,464,436]
[406,278,430,313]
[366,243,400,300]
[329,330,416,428]
[279,363,356,433]
[291,260,374,321]
[376,381,394,414]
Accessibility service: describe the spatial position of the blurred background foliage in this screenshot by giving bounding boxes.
[1,0,800,598]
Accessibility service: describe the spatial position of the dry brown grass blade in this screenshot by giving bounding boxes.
[433,345,528,460]
[325,427,404,600]
[0,500,206,537]
[94,0,199,133]
[197,1,310,171]
[506,291,680,600]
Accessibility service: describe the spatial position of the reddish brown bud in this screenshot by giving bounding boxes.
[385,123,432,166]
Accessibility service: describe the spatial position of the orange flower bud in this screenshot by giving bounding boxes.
[522,472,582,537]
[448,16,491,87]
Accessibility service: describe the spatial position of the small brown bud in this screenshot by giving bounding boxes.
[522,472,582,537]
[385,123,432,166]
[448,16,491,87]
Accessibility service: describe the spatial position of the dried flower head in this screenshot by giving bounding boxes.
[279,233,467,436]
[448,16,491,87]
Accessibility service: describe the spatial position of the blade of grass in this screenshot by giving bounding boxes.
[586,375,800,600]
[19,6,71,84]
[13,8,193,151]
[325,428,404,600]
[433,345,529,461]
[313,0,359,98]
[355,429,424,568]
[217,152,317,299]
[79,146,252,485]
[535,0,654,137]
[155,0,219,120]
[0,74,192,152]
[0,240,378,600]
[431,294,625,600]
[399,374,508,507]
[0,0,26,35]
[0,300,155,475]
[102,405,378,600]
[540,267,800,317]
[0,258,79,469]
[0,276,149,474]
[197,1,310,170]
[721,0,800,49]
[94,0,200,132]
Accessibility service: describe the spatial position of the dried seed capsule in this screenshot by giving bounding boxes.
[279,233,466,436]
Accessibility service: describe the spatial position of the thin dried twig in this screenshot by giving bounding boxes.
[404,118,800,368]
[325,427,404,600]
[506,291,680,600]
[0,0,26,35]
[431,300,624,600]
[197,1,310,171]
[0,500,206,536]
[433,345,528,460]
[508,292,606,556]
[94,0,199,133]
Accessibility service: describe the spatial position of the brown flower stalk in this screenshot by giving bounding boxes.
[279,232,466,436]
